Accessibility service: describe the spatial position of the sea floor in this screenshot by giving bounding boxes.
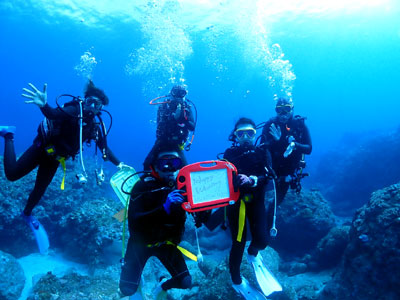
[18,250,89,300]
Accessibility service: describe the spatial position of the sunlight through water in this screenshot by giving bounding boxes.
[2,0,395,99]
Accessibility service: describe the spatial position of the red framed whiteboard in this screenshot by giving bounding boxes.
[177,160,240,212]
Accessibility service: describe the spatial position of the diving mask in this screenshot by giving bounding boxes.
[85,96,103,112]
[156,155,183,172]
[170,85,187,99]
[235,128,256,139]
[275,104,293,115]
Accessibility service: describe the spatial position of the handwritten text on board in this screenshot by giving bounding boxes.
[190,168,230,204]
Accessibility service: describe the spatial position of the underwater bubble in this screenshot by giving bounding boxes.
[125,1,193,97]
[74,50,97,79]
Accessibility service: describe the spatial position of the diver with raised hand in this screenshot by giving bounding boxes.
[222,118,281,299]
[143,84,196,171]
[0,80,124,254]
[119,145,192,299]
[260,97,312,204]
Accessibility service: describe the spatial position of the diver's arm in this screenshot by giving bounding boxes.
[155,104,167,138]
[294,124,312,155]
[95,129,121,166]
[173,102,195,131]
[40,103,79,120]
[245,149,274,187]
[131,201,165,220]
[256,148,276,185]
[184,105,196,131]
[103,147,121,166]
[222,147,234,161]
[129,190,167,221]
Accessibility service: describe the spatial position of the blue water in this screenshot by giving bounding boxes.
[1,0,400,182]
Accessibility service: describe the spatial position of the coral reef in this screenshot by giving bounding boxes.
[3,151,398,300]
[269,189,336,259]
[28,265,120,300]
[0,156,123,265]
[0,250,25,300]
[320,182,400,300]
[307,225,350,270]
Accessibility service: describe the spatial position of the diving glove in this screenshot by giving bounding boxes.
[164,190,184,214]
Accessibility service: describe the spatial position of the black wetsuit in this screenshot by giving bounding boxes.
[260,115,312,204]
[143,99,195,170]
[119,175,191,296]
[2,102,120,215]
[223,145,271,285]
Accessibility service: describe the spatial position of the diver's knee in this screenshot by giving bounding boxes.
[5,171,19,182]
[259,238,268,250]
[180,275,192,289]
[119,280,139,296]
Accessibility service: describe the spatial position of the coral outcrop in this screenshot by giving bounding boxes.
[269,189,336,258]
[0,157,123,265]
[0,250,25,300]
[320,182,400,299]
[28,266,120,300]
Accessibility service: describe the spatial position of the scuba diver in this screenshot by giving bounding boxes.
[260,97,312,204]
[0,80,123,253]
[223,118,281,299]
[119,145,192,298]
[143,85,196,171]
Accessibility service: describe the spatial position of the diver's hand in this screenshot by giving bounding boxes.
[22,83,47,108]
[287,136,295,144]
[237,174,256,187]
[173,103,182,120]
[164,190,185,214]
[117,162,131,170]
[269,123,281,141]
